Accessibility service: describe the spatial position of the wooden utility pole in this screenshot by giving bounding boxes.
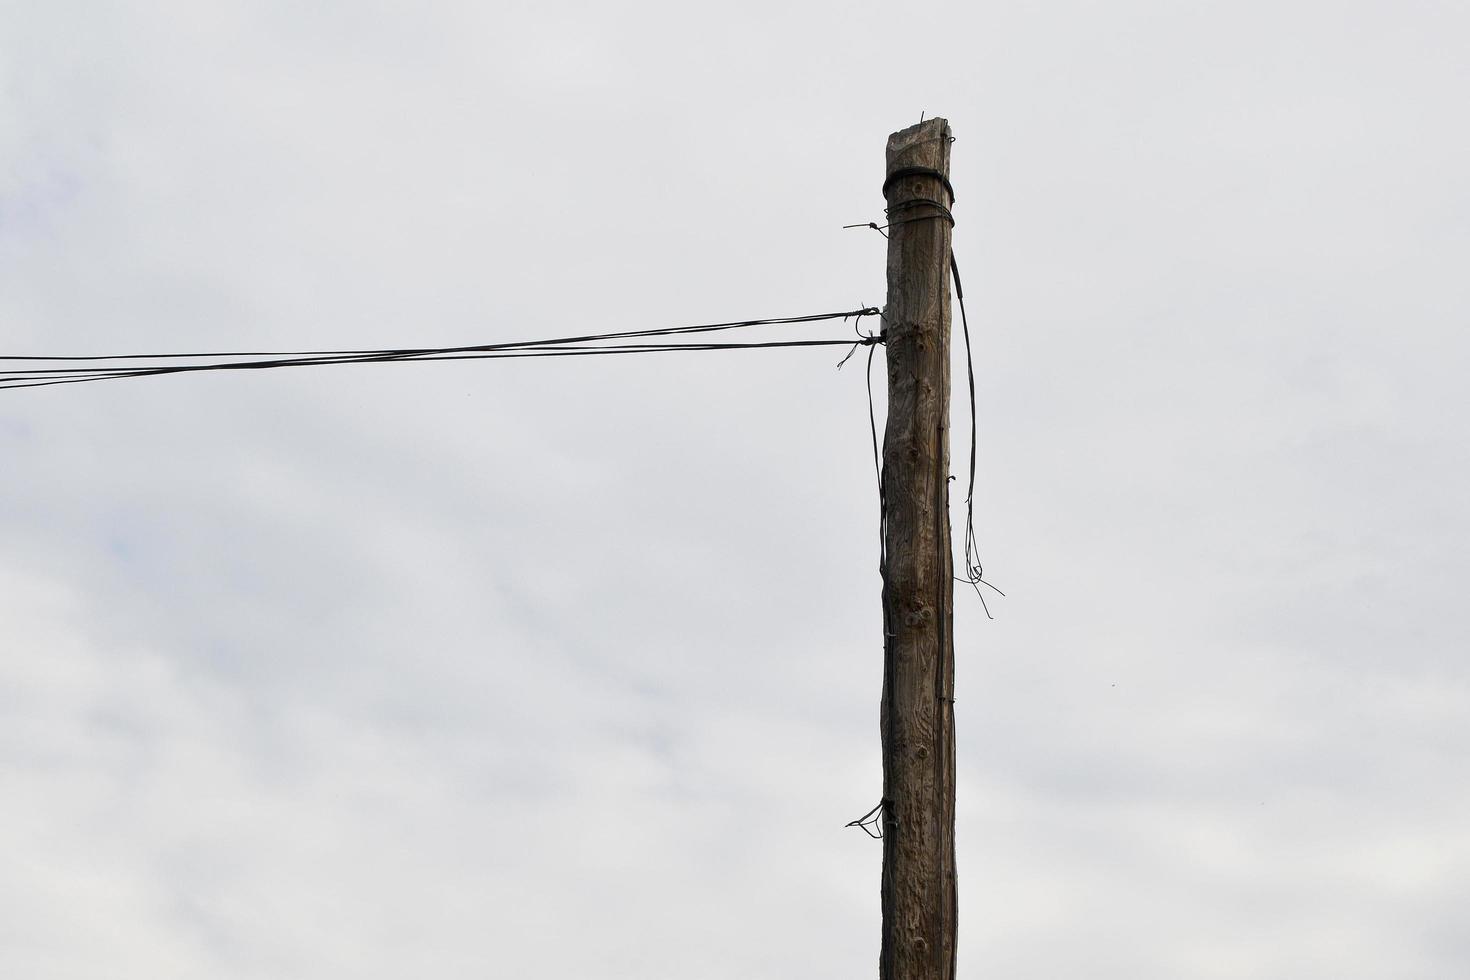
[878,117,957,980]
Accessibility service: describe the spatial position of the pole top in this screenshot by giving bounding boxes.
[884,118,954,205]
[887,116,951,150]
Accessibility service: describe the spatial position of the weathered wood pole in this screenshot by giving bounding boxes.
[879,116,957,980]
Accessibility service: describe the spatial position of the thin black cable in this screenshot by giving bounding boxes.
[0,316,880,379]
[835,305,881,369]
[845,217,1000,617]
[1,338,881,378]
[843,198,953,238]
[0,336,884,391]
[0,308,876,363]
[842,220,888,239]
[880,166,957,207]
[884,198,955,229]
[866,341,886,574]
[0,340,879,385]
[0,308,882,392]
[846,799,884,839]
[950,253,1004,615]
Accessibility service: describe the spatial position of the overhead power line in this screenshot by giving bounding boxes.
[0,307,881,391]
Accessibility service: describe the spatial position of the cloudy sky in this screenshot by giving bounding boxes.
[3,2,1467,977]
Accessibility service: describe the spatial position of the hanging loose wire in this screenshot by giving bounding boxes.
[846,209,1001,617]
[0,307,881,392]
[950,254,1005,616]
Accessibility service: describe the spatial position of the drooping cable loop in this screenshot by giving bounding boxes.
[949,254,1004,616]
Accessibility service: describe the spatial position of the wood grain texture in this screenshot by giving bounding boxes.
[879,117,956,980]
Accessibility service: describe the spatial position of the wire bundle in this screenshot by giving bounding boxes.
[0,308,881,391]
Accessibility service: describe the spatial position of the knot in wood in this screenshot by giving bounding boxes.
[902,604,934,627]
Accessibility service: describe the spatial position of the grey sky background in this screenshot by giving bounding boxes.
[3,2,1467,977]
